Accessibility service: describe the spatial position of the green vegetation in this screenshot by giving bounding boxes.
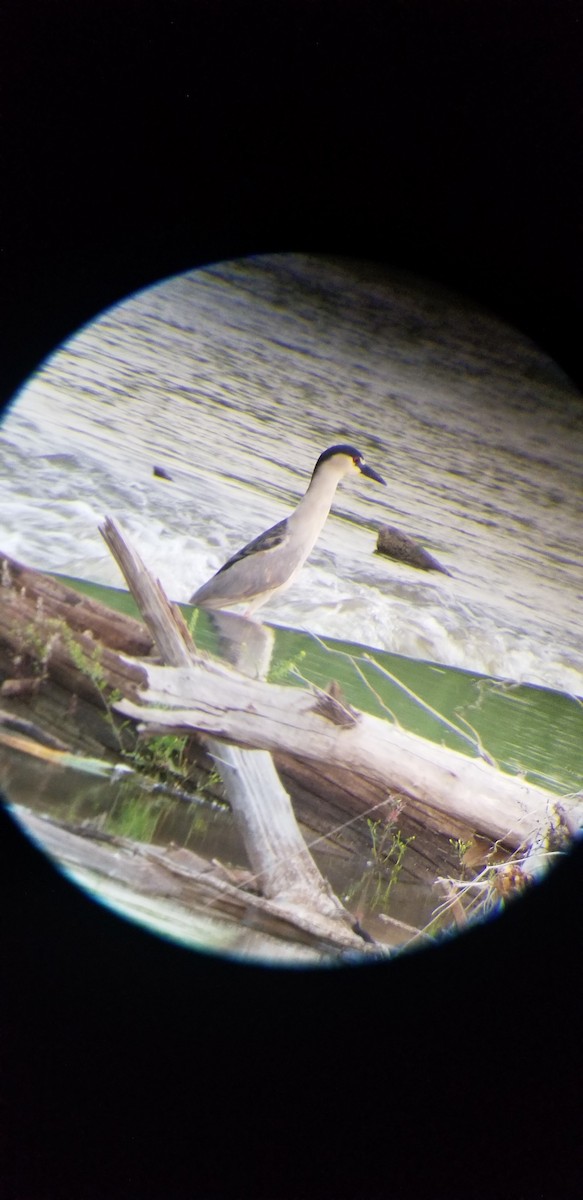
[449,836,474,866]
[108,785,167,843]
[24,614,125,749]
[268,648,306,683]
[55,572,583,798]
[129,734,190,781]
[346,818,415,916]
[49,573,581,943]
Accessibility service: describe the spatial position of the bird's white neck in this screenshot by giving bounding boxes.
[287,458,350,559]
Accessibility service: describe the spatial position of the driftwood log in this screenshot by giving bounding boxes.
[98,524,561,855]
[1,538,578,956]
[11,806,357,963]
[115,653,561,850]
[0,541,374,953]
[99,518,363,949]
[0,554,152,755]
[0,544,574,856]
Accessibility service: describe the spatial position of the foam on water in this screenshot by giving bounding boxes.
[1,254,582,694]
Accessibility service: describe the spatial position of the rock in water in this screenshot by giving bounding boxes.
[376,525,452,575]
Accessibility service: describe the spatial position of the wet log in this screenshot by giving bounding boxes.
[0,555,154,654]
[98,518,363,942]
[273,753,472,881]
[0,544,368,949]
[0,550,399,874]
[13,805,380,963]
[115,655,568,851]
[0,552,150,755]
[2,544,576,894]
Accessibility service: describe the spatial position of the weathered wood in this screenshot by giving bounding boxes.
[0,553,149,701]
[115,656,574,850]
[214,742,348,917]
[0,551,150,755]
[3,542,574,900]
[98,518,361,936]
[274,753,470,879]
[0,555,154,654]
[100,519,196,669]
[0,550,393,873]
[13,806,382,961]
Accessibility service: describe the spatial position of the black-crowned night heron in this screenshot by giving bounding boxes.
[189,444,386,614]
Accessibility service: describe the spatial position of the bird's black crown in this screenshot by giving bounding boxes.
[314,444,364,470]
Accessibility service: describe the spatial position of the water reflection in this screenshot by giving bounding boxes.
[0,252,581,965]
[205,610,275,680]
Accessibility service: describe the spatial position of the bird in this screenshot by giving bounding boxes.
[189,444,386,615]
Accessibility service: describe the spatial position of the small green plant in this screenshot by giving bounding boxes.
[60,629,125,747]
[346,819,415,915]
[198,764,222,791]
[269,648,307,683]
[449,836,473,864]
[24,616,125,747]
[23,621,54,673]
[108,787,166,843]
[370,824,414,910]
[129,734,190,781]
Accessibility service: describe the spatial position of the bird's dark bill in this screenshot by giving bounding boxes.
[360,462,386,485]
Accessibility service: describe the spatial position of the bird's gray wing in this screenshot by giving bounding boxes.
[214,518,289,576]
[190,517,294,606]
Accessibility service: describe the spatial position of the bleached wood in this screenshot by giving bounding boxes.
[215,743,348,915]
[100,517,195,668]
[99,518,359,931]
[14,806,381,960]
[115,656,576,850]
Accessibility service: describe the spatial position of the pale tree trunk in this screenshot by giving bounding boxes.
[99,518,365,945]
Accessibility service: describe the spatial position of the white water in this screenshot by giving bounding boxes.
[1,253,582,692]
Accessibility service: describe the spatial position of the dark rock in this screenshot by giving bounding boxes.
[376,525,452,575]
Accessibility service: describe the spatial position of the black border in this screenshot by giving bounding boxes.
[2,3,582,1196]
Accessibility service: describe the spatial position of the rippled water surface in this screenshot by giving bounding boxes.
[2,253,582,691]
